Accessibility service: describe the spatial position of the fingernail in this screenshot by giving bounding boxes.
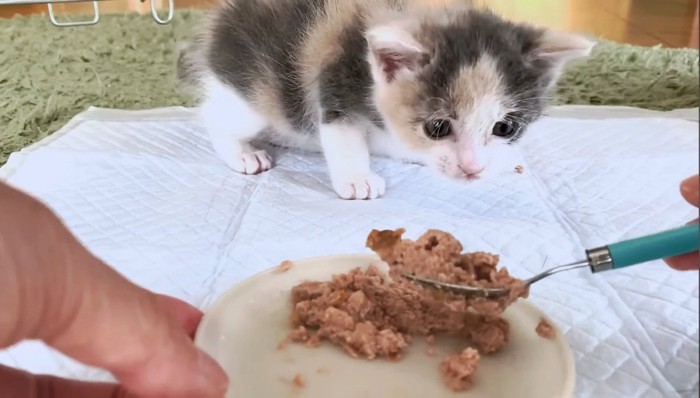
[681,175,699,188]
[196,348,229,396]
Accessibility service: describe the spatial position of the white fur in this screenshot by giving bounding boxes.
[198,74,387,199]
[367,124,421,160]
[199,75,272,174]
[320,122,386,200]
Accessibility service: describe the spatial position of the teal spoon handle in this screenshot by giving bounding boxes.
[587,224,699,271]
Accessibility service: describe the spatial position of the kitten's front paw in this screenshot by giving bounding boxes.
[332,173,386,200]
[227,149,272,175]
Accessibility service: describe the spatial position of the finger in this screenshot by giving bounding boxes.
[155,294,203,339]
[680,174,699,207]
[663,218,699,271]
[664,251,699,271]
[0,364,129,398]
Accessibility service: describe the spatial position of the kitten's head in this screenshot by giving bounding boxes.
[365,7,593,179]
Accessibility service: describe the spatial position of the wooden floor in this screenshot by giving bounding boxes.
[1,0,698,49]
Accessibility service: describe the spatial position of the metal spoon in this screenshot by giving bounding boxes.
[402,224,699,299]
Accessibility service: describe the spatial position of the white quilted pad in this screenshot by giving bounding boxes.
[1,105,698,397]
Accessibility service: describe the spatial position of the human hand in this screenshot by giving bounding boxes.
[0,182,228,397]
[664,174,699,271]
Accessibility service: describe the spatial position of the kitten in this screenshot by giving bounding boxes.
[178,0,593,200]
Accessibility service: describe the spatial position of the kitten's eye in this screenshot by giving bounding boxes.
[424,119,452,139]
[492,121,517,138]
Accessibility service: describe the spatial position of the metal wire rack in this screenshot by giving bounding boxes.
[1,0,174,27]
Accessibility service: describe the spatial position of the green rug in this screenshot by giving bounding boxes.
[0,11,698,165]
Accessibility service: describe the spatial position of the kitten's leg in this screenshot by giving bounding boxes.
[319,122,386,200]
[200,79,272,175]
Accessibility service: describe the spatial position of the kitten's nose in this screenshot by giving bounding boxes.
[458,163,484,177]
[458,148,485,177]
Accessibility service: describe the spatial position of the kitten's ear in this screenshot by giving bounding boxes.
[366,24,428,83]
[533,30,594,63]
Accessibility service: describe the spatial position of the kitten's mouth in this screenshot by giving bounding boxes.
[447,170,481,181]
[457,166,483,181]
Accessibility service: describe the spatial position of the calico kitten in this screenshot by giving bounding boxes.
[178,0,593,199]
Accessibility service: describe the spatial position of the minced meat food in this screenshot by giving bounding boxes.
[285,229,529,391]
[292,373,305,388]
[277,260,294,273]
[440,348,480,391]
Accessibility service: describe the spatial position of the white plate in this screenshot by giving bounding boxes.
[195,254,575,398]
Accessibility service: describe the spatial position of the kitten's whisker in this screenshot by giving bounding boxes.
[505,96,556,107]
[426,108,450,123]
[505,115,529,123]
[501,114,530,125]
[428,97,448,106]
[506,91,557,102]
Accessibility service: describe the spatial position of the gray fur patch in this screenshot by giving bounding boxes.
[319,16,383,127]
[206,0,326,132]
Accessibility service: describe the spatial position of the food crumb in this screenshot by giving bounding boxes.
[515,165,524,174]
[277,260,294,273]
[536,317,556,339]
[440,348,480,392]
[292,373,305,388]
